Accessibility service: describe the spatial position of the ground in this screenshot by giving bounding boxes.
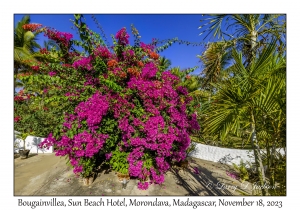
[14,154,253,196]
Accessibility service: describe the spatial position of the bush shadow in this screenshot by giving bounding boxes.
[170,158,248,196]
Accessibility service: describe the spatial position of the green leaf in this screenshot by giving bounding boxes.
[81,23,86,29]
[74,14,81,20]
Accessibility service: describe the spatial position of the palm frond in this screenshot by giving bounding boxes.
[251,40,277,76]
[14,47,33,64]
[199,41,234,87]
[199,15,228,40]
[252,74,285,115]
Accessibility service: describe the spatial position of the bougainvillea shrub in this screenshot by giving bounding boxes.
[18,15,199,190]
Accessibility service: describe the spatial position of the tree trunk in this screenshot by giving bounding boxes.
[268,140,276,194]
[251,111,266,195]
[246,30,257,68]
[250,31,257,51]
[266,137,270,174]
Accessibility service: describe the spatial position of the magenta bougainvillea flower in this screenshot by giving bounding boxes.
[38,25,200,190]
[94,46,111,59]
[137,181,149,190]
[44,28,73,47]
[72,56,93,70]
[14,116,21,122]
[48,71,56,77]
[115,28,130,45]
[226,171,239,180]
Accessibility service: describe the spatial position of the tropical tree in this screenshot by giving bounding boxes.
[42,39,60,51]
[198,14,286,88]
[197,41,233,89]
[14,15,41,69]
[202,41,286,195]
[158,56,172,71]
[14,15,41,92]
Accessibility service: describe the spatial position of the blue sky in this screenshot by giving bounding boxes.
[14,14,208,75]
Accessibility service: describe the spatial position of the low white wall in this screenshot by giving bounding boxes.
[14,135,53,154]
[189,142,285,165]
[14,138,22,153]
[14,133,285,164]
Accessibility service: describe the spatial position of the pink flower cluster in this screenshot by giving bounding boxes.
[140,42,154,52]
[44,28,73,47]
[39,27,200,189]
[124,71,198,185]
[40,92,110,175]
[128,147,144,177]
[84,75,100,87]
[141,62,158,79]
[72,56,93,70]
[137,181,149,190]
[115,28,130,45]
[48,71,56,77]
[105,153,112,160]
[122,49,135,61]
[94,46,111,59]
[75,92,109,131]
[14,116,21,122]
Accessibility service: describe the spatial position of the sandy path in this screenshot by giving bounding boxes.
[14,154,253,196]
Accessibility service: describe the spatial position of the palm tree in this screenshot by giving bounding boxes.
[31,40,61,64]
[42,40,60,51]
[158,56,172,71]
[14,15,41,68]
[202,41,286,195]
[14,15,41,91]
[199,15,285,52]
[198,14,286,88]
[197,41,233,89]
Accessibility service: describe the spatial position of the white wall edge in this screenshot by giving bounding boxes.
[189,142,285,166]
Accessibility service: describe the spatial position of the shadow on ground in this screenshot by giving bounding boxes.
[14,154,253,196]
[14,153,38,159]
[170,158,244,196]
